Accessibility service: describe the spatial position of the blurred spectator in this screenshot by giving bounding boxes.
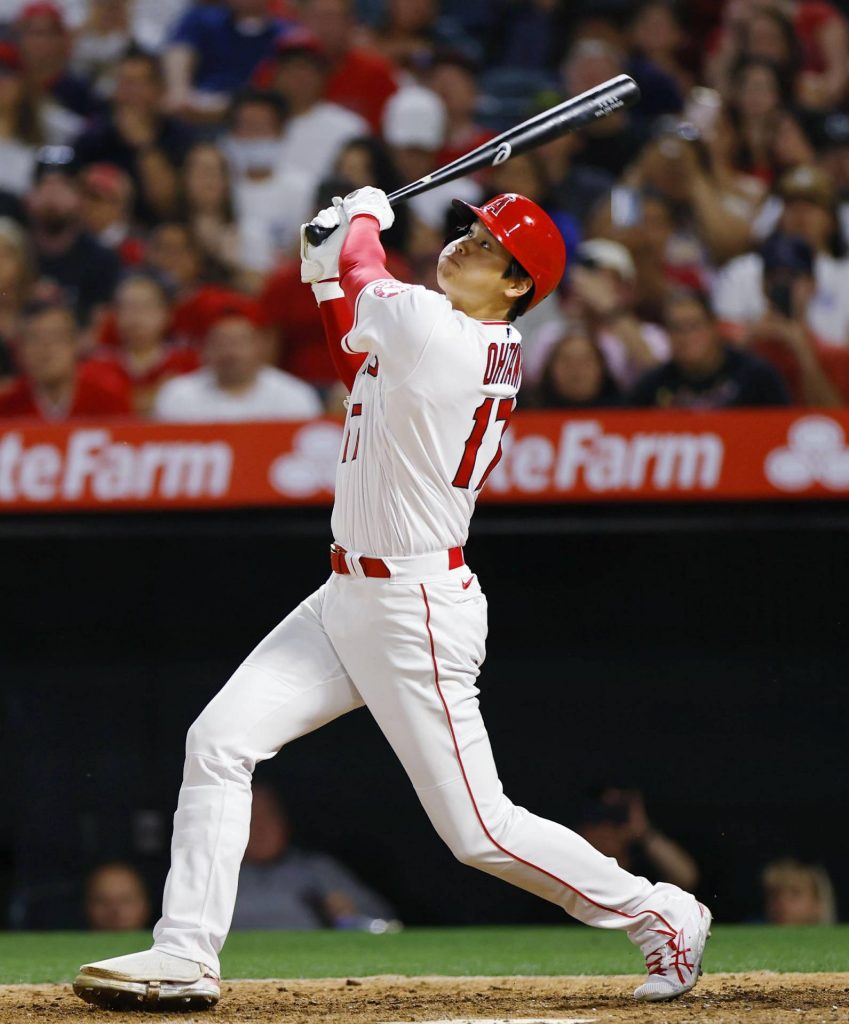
[560,38,648,178]
[706,0,849,114]
[0,299,131,419]
[814,111,849,244]
[726,58,814,186]
[26,145,122,326]
[713,165,849,348]
[87,272,199,414]
[359,0,477,72]
[333,137,412,256]
[224,88,313,279]
[382,84,480,234]
[15,2,101,135]
[689,89,768,225]
[575,787,700,892]
[427,50,494,169]
[268,29,369,193]
[762,858,837,925]
[626,0,693,103]
[295,0,398,133]
[630,288,790,408]
[84,862,151,932]
[78,162,145,267]
[529,321,622,409]
[743,233,842,405]
[564,237,670,390]
[163,0,288,122]
[73,47,195,225]
[154,296,321,421]
[71,0,132,100]
[231,782,398,930]
[0,216,35,363]
[178,141,241,281]
[0,41,44,196]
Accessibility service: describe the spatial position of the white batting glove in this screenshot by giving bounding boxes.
[342,186,394,231]
[300,197,349,285]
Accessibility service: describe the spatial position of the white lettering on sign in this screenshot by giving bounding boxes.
[0,430,233,504]
[488,420,724,493]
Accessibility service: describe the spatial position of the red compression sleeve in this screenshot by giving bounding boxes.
[339,214,394,305]
[319,296,364,393]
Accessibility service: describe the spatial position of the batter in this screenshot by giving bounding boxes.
[73,189,710,1011]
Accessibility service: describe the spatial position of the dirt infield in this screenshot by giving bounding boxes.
[3,973,848,1023]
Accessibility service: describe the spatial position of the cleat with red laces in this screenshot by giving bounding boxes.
[634,901,712,1002]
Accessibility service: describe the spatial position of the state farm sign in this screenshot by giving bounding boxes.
[488,419,724,494]
[1,411,848,513]
[0,429,233,503]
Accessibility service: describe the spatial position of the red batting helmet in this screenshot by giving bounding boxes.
[451,193,566,310]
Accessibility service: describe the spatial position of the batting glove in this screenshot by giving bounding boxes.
[342,186,395,231]
[300,197,349,285]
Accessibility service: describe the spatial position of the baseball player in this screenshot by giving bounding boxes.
[74,189,711,1011]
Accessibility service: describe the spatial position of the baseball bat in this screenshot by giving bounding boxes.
[305,73,640,245]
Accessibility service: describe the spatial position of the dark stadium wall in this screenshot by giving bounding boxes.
[1,505,847,929]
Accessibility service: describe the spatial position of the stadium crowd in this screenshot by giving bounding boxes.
[1,0,849,420]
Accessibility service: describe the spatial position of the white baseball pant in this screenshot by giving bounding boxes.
[152,560,692,974]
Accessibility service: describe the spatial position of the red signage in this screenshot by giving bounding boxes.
[1,410,848,513]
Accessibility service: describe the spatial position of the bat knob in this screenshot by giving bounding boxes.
[305,222,337,246]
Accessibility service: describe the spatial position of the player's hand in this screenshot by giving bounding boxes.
[342,186,394,231]
[300,198,350,284]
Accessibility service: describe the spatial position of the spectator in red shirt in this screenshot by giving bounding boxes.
[86,272,200,415]
[0,300,131,421]
[294,0,398,132]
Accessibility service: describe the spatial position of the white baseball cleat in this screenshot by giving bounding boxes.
[633,901,712,1002]
[73,948,220,1011]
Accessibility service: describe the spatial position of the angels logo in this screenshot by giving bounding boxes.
[482,193,518,217]
[373,279,412,299]
[764,415,849,491]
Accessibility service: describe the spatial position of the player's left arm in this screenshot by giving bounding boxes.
[300,201,368,392]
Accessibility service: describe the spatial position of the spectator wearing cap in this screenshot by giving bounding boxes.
[713,165,849,350]
[267,29,369,194]
[224,88,314,279]
[25,146,122,326]
[742,234,842,406]
[630,289,789,409]
[294,0,398,134]
[79,163,145,267]
[73,48,196,226]
[15,2,102,125]
[382,84,480,234]
[426,51,494,170]
[153,295,321,422]
[162,0,289,123]
[85,271,200,415]
[0,299,132,420]
[564,238,669,390]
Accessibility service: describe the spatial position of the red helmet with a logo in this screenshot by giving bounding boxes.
[452,193,567,310]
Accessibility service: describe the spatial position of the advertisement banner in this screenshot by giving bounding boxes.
[1,410,849,513]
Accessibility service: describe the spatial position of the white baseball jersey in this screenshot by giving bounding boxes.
[332,279,523,556]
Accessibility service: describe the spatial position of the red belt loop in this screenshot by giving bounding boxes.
[448,546,464,569]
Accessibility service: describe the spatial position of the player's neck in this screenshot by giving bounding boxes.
[448,296,512,322]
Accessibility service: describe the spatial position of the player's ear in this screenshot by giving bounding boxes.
[504,275,533,301]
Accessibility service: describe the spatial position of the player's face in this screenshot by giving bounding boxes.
[437,220,530,318]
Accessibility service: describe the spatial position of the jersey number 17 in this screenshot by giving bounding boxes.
[452,397,514,491]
